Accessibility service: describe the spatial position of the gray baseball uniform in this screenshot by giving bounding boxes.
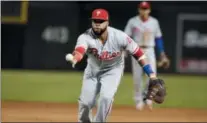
[76,26,139,122]
[124,16,162,103]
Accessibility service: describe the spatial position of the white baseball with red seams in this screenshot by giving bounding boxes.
[65,54,74,61]
[76,26,141,122]
[124,16,162,104]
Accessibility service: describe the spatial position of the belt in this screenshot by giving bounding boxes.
[139,46,153,48]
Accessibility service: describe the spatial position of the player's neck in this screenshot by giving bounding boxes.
[139,15,149,22]
[98,30,108,44]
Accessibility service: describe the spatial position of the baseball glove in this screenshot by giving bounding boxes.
[146,78,166,104]
[157,53,170,69]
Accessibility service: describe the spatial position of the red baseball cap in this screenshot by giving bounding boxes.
[91,8,109,21]
[138,1,151,9]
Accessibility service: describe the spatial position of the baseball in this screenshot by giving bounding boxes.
[65,54,74,61]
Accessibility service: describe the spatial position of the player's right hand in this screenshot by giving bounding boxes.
[157,52,170,69]
[65,53,77,68]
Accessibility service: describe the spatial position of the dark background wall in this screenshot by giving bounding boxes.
[2,1,207,74]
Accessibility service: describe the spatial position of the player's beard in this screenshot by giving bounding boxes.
[140,14,149,20]
[92,26,107,36]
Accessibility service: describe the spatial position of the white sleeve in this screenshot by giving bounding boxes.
[155,20,162,38]
[124,19,133,37]
[121,33,138,55]
[75,34,88,50]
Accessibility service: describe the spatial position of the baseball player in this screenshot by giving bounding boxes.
[124,1,170,111]
[66,8,166,122]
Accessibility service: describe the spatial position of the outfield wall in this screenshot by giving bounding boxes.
[2,1,207,75]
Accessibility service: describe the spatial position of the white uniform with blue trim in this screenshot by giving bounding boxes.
[124,16,162,103]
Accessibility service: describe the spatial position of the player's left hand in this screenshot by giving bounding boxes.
[146,78,166,104]
[157,52,170,69]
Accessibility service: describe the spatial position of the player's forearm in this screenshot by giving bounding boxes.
[138,58,156,79]
[72,46,86,62]
[155,37,165,55]
[132,47,156,79]
[139,55,157,79]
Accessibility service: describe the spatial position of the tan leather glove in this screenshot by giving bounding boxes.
[157,52,170,69]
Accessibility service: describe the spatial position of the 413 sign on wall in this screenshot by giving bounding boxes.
[176,14,207,74]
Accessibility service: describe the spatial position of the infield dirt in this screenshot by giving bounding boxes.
[2,101,207,122]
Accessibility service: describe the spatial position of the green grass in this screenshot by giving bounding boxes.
[2,70,207,108]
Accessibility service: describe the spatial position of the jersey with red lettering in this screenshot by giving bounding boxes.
[124,16,162,47]
[75,26,140,70]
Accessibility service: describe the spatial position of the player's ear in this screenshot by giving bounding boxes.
[149,9,151,13]
[107,20,109,26]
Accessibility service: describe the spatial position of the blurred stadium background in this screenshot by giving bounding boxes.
[1,1,207,122]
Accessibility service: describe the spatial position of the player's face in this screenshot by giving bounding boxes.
[92,19,109,36]
[139,8,151,17]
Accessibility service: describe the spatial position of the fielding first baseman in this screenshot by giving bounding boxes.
[124,1,170,110]
[66,8,166,122]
